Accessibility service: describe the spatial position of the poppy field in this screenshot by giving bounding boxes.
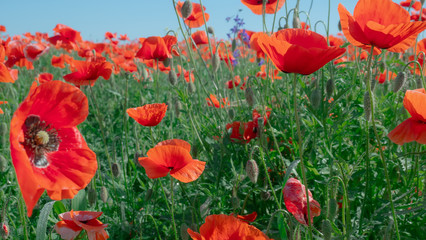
[1,0,426,239]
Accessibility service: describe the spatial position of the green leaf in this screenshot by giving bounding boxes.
[53,201,67,216]
[71,189,87,211]
[277,213,288,240]
[36,201,55,240]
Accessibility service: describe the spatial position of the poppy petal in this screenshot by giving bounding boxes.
[170,159,206,183]
[388,118,426,145]
[138,157,170,179]
[403,88,426,121]
[54,221,82,240]
[0,63,14,83]
[156,139,191,152]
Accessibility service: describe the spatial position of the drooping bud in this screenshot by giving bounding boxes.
[1,222,9,239]
[188,82,196,94]
[328,198,338,220]
[245,87,255,107]
[246,159,259,184]
[181,0,193,19]
[392,72,406,93]
[207,26,214,35]
[88,188,97,206]
[326,78,335,99]
[232,39,237,52]
[310,89,322,110]
[0,155,7,173]
[180,223,189,240]
[168,70,178,86]
[212,53,220,72]
[261,190,271,201]
[322,219,333,240]
[174,98,182,118]
[364,91,372,121]
[112,163,120,178]
[228,108,235,120]
[100,186,108,203]
[163,57,172,67]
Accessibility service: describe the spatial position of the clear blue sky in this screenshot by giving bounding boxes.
[0,1,404,41]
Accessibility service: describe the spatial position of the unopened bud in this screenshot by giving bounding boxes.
[232,39,237,52]
[212,53,220,72]
[174,98,182,118]
[338,21,342,31]
[392,72,406,93]
[112,163,120,178]
[100,186,108,203]
[200,197,212,218]
[228,108,235,120]
[326,78,335,99]
[328,198,338,220]
[207,26,214,35]
[180,223,189,240]
[88,188,97,206]
[188,82,196,94]
[246,160,259,184]
[181,0,193,19]
[261,190,271,201]
[370,76,377,91]
[310,89,322,110]
[364,91,372,121]
[322,219,333,240]
[416,78,423,88]
[245,87,255,107]
[0,155,7,173]
[142,68,148,81]
[169,70,178,85]
[145,188,153,202]
[1,222,9,239]
[163,58,172,67]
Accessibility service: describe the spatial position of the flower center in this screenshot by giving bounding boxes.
[23,115,61,168]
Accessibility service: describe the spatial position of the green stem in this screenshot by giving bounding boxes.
[292,73,313,239]
[170,176,178,240]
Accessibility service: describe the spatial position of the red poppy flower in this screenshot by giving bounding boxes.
[252,107,272,128]
[191,30,209,46]
[63,59,112,86]
[119,34,129,41]
[55,210,109,240]
[187,214,271,239]
[177,65,194,82]
[9,81,97,216]
[241,0,286,15]
[51,54,72,69]
[283,178,321,225]
[23,43,49,62]
[5,40,34,70]
[250,32,266,58]
[35,73,54,84]
[48,24,82,51]
[126,103,167,127]
[257,29,346,75]
[0,101,7,114]
[177,1,210,28]
[226,121,257,144]
[338,0,426,53]
[400,0,422,11]
[136,35,177,61]
[138,139,205,183]
[225,75,241,89]
[206,94,230,108]
[0,25,5,32]
[376,70,397,84]
[388,88,426,145]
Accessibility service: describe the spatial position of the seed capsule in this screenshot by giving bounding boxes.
[246,159,259,184]
[181,0,193,19]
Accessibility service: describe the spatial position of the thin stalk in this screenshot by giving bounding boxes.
[292,73,313,239]
[170,176,178,240]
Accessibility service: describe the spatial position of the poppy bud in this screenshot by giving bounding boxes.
[338,21,342,31]
[207,26,214,35]
[163,57,172,67]
[392,72,406,93]
[1,222,9,239]
[326,78,335,99]
[232,39,237,52]
[0,155,7,173]
[364,91,372,121]
[261,190,270,201]
[212,53,220,72]
[145,188,153,202]
[174,98,182,118]
[310,89,322,110]
[200,197,212,218]
[168,70,178,86]
[112,163,120,178]
[188,82,196,94]
[228,108,235,120]
[370,76,377,91]
[322,219,333,240]
[328,198,338,220]
[180,223,189,240]
[284,23,289,29]
[181,0,193,19]
[246,159,259,184]
[245,87,255,107]
[88,188,97,206]
[416,78,423,88]
[100,186,108,203]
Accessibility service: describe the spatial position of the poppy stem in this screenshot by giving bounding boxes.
[170,176,179,240]
[292,73,313,239]
[365,46,401,240]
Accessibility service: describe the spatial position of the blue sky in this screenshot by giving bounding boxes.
[0,1,403,42]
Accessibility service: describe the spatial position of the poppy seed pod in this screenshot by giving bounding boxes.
[245,87,255,107]
[207,26,214,35]
[0,155,6,172]
[364,91,372,121]
[310,89,322,110]
[246,159,259,184]
[212,53,220,72]
[392,72,406,93]
[100,186,108,203]
[168,70,178,86]
[326,78,335,99]
[112,163,120,177]
[88,188,97,206]
[181,0,193,19]
[322,219,333,240]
